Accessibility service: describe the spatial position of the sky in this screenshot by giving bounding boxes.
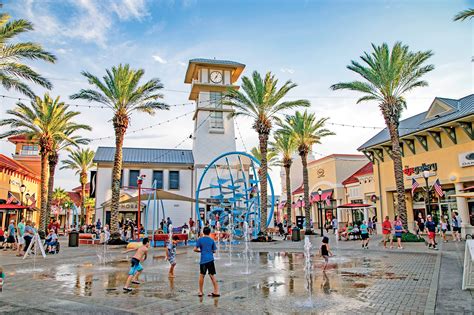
[0,0,472,193]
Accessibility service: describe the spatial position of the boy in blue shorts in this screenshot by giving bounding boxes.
[194,226,219,297]
[123,237,149,292]
[166,235,179,278]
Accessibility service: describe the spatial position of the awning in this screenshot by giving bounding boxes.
[451,192,474,198]
[0,204,31,210]
[311,189,333,203]
[337,203,373,208]
[460,186,474,192]
[120,190,197,204]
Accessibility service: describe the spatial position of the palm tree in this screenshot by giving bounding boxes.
[83,197,96,224]
[250,146,279,170]
[61,148,96,225]
[0,13,56,97]
[272,130,297,226]
[52,187,70,207]
[70,64,168,235]
[223,71,310,232]
[454,8,474,21]
[45,134,90,225]
[0,93,91,231]
[279,111,334,234]
[330,42,434,227]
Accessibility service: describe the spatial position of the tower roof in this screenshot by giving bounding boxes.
[184,58,245,84]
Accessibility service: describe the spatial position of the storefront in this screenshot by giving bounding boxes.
[359,94,474,236]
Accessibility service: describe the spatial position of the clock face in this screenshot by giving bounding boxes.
[210,71,223,84]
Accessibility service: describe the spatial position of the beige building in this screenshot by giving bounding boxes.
[280,154,368,227]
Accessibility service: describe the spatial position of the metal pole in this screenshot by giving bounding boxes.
[319,201,324,236]
[137,180,141,240]
[425,177,431,216]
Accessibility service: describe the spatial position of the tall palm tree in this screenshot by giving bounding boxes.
[70,64,168,235]
[250,146,279,170]
[0,93,91,231]
[223,71,310,232]
[279,111,334,234]
[45,134,90,225]
[330,42,434,227]
[0,13,56,97]
[52,187,70,207]
[61,148,96,225]
[272,130,297,226]
[454,8,474,21]
[83,197,96,224]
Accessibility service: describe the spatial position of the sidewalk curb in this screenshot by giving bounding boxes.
[425,248,442,314]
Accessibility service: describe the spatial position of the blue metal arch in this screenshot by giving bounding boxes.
[194,151,275,230]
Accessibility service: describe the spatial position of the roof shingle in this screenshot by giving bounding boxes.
[93,147,194,165]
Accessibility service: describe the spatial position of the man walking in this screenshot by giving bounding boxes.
[382,216,393,249]
[194,226,219,297]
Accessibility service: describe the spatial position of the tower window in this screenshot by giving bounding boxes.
[209,92,224,130]
[20,144,39,156]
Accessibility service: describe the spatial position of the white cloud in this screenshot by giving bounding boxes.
[178,61,187,67]
[152,54,167,64]
[281,67,295,74]
[111,0,149,21]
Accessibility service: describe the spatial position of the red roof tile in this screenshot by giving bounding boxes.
[72,183,90,193]
[292,183,304,195]
[342,162,373,185]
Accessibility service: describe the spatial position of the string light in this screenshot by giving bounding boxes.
[234,117,248,152]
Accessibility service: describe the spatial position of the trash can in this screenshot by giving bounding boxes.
[292,227,301,242]
[68,231,79,247]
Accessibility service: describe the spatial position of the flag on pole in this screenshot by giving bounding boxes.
[28,193,36,208]
[411,178,420,196]
[433,179,444,197]
[325,194,331,206]
[6,192,18,204]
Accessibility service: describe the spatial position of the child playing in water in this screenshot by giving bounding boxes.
[166,235,179,278]
[122,238,150,292]
[320,236,333,271]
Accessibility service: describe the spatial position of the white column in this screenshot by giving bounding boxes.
[455,182,470,238]
[363,207,369,223]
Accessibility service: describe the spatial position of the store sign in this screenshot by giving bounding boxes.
[403,163,437,179]
[458,151,474,168]
[119,203,139,211]
[9,179,21,187]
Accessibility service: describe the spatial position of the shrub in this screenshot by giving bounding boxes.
[393,232,425,242]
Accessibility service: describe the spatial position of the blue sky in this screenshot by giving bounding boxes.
[0,0,472,191]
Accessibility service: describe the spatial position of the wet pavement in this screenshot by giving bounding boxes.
[0,234,471,314]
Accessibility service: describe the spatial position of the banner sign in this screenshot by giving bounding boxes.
[89,170,97,198]
[458,152,474,168]
[403,162,437,179]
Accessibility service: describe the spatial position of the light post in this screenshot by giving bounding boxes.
[20,184,26,205]
[64,202,70,230]
[137,174,145,240]
[422,166,432,216]
[299,196,303,217]
[318,188,324,237]
[276,198,280,223]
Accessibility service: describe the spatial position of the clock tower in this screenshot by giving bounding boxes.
[184,58,245,168]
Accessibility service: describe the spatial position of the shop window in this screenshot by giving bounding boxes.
[169,171,180,190]
[152,171,164,189]
[129,170,140,187]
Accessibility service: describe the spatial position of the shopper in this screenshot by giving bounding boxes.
[382,216,393,249]
[360,220,369,249]
[425,215,438,250]
[393,215,405,249]
[451,212,462,242]
[440,217,448,243]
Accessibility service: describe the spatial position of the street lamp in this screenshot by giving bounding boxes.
[276,198,280,223]
[422,167,432,216]
[20,184,26,205]
[317,188,324,237]
[137,174,145,240]
[299,196,303,217]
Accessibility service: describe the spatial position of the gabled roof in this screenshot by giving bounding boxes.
[93,147,194,165]
[342,162,373,185]
[358,94,474,150]
[308,154,365,166]
[292,183,304,195]
[184,58,245,84]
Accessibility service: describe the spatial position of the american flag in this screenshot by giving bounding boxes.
[433,179,444,197]
[28,193,36,207]
[6,192,17,204]
[411,178,420,196]
[325,194,331,206]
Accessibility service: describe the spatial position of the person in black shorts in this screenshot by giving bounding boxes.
[194,226,219,297]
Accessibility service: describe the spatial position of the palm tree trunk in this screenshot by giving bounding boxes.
[258,132,269,233]
[284,164,292,225]
[80,171,87,226]
[300,152,312,234]
[110,129,124,235]
[386,121,408,228]
[39,152,49,232]
[45,151,58,228]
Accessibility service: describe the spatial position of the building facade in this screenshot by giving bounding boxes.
[359,94,474,236]
[282,154,368,227]
[0,136,41,228]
